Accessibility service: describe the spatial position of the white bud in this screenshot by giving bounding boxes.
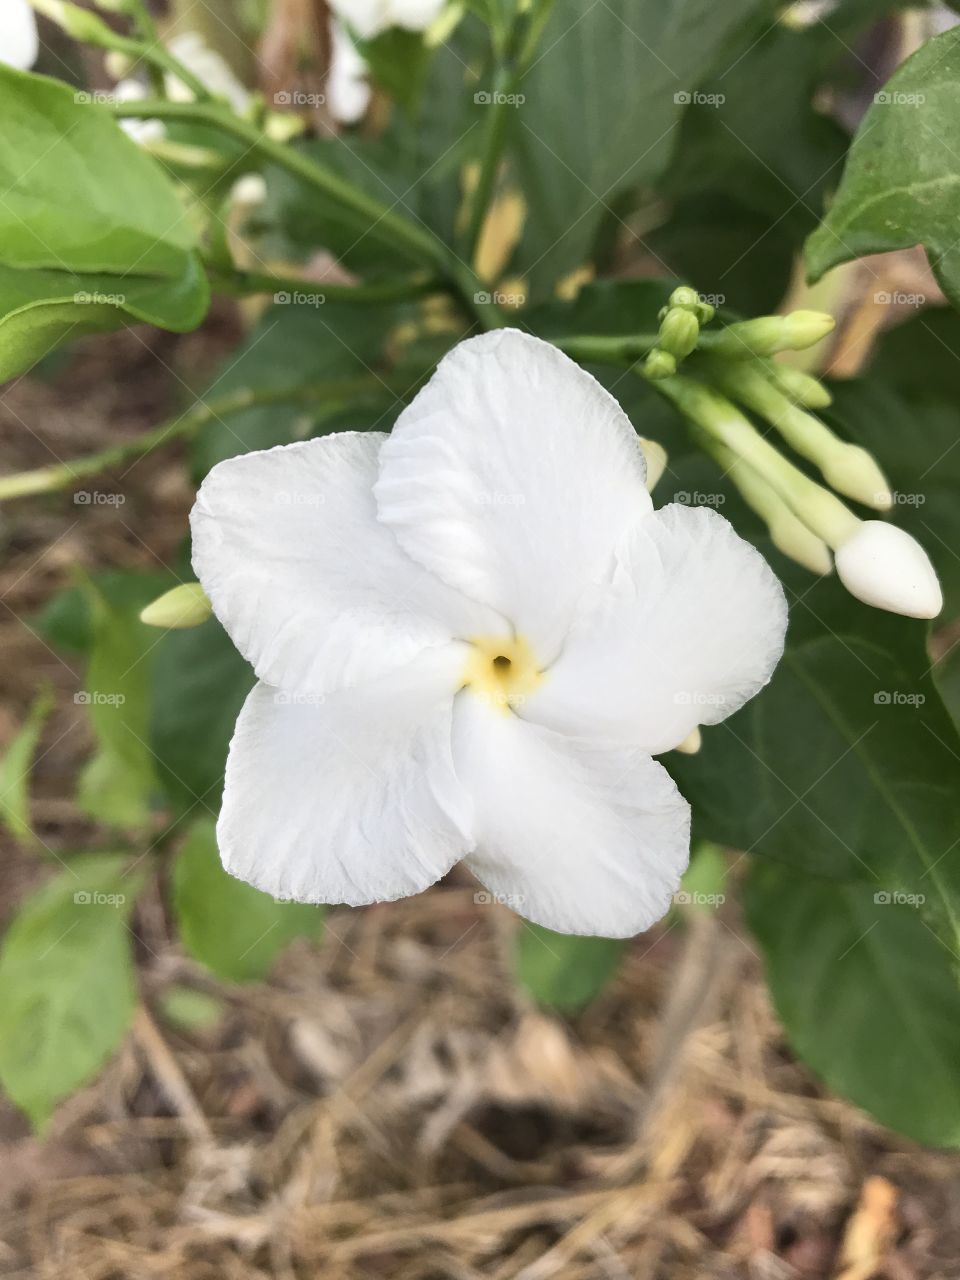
[639,437,667,492]
[231,173,267,207]
[674,727,702,755]
[835,521,942,619]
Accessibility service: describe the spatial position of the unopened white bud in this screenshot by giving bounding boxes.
[835,521,942,619]
[674,727,702,755]
[231,173,267,207]
[639,437,667,492]
[140,582,212,629]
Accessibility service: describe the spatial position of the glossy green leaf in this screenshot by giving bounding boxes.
[514,924,626,1011]
[0,686,54,847]
[172,819,326,982]
[806,27,960,307]
[745,859,960,1145]
[512,0,772,296]
[0,855,144,1130]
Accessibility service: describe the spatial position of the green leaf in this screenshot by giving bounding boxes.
[33,569,168,655]
[0,686,54,847]
[745,859,960,1145]
[150,617,255,815]
[669,571,960,959]
[806,28,960,307]
[0,854,144,1130]
[0,67,196,276]
[514,924,626,1011]
[512,0,773,296]
[0,259,210,383]
[76,578,168,828]
[0,67,209,377]
[172,819,326,982]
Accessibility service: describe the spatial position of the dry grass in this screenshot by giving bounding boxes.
[1,326,959,1280]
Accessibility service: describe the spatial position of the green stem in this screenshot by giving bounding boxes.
[112,100,505,330]
[553,333,661,364]
[0,380,389,502]
[207,264,443,305]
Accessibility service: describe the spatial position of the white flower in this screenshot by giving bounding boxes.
[191,331,787,937]
[328,21,371,124]
[329,0,446,40]
[1,0,39,69]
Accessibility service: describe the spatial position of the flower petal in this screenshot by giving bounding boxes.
[524,503,787,753]
[2,0,38,69]
[218,645,474,904]
[374,330,651,662]
[453,693,690,937]
[191,432,505,694]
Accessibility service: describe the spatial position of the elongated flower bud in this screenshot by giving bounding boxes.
[140,583,212,629]
[711,361,892,511]
[835,522,942,620]
[638,437,667,492]
[761,360,833,409]
[705,310,835,359]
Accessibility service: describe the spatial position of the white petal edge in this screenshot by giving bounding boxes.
[218,645,474,905]
[2,0,39,69]
[191,432,506,695]
[374,329,652,664]
[452,693,691,937]
[522,503,788,754]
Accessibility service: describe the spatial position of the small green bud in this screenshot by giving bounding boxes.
[643,349,677,380]
[658,307,700,360]
[140,583,212,629]
[668,286,701,311]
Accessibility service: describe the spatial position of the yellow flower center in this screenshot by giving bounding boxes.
[462,633,543,713]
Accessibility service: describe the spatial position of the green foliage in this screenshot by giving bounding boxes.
[0,67,208,378]
[0,855,144,1130]
[806,27,960,306]
[514,924,626,1011]
[76,577,169,828]
[512,0,773,296]
[172,819,326,982]
[0,686,54,847]
[746,859,960,1146]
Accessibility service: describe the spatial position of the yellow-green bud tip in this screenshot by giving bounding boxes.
[783,310,836,350]
[140,583,212,629]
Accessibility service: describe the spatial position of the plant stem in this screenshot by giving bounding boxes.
[112,100,505,331]
[0,380,387,502]
[552,333,661,364]
[207,264,442,305]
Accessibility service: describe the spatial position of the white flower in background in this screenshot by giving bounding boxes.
[329,0,446,40]
[115,30,250,144]
[328,21,371,124]
[1,0,39,69]
[191,331,787,937]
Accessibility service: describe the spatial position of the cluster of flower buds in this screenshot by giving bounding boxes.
[652,310,942,621]
[643,287,717,380]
